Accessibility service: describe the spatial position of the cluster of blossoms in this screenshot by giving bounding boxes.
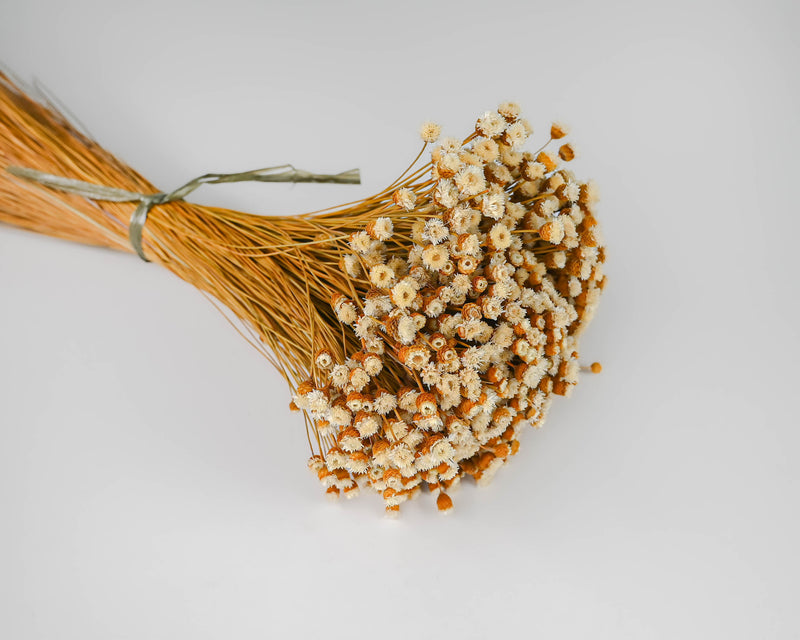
[292,103,605,516]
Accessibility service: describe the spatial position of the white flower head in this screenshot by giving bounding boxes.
[390,443,415,468]
[422,244,450,271]
[539,217,565,244]
[364,293,392,318]
[448,206,474,234]
[393,188,416,211]
[451,273,471,295]
[329,364,349,388]
[456,232,481,257]
[500,145,523,168]
[363,353,383,376]
[419,121,441,143]
[397,314,418,344]
[420,362,441,386]
[504,302,526,324]
[503,121,529,149]
[398,388,420,413]
[314,350,333,370]
[424,296,445,318]
[355,414,380,438]
[497,101,521,122]
[476,110,506,138]
[342,253,361,278]
[328,404,352,428]
[430,439,455,465]
[488,222,512,251]
[540,195,560,217]
[349,367,370,391]
[482,296,504,320]
[461,345,487,370]
[368,216,394,240]
[353,316,378,340]
[480,191,506,220]
[373,392,397,415]
[350,231,373,255]
[437,152,463,177]
[563,181,581,202]
[423,218,449,245]
[434,179,460,209]
[334,299,358,325]
[369,264,396,289]
[454,165,486,197]
[391,277,419,309]
[472,136,500,163]
[524,161,546,181]
[438,137,462,153]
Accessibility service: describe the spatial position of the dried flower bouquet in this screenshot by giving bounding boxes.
[0,73,605,515]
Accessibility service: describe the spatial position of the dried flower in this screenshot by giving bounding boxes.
[419,121,441,143]
[488,223,512,251]
[369,264,396,288]
[497,102,521,122]
[0,79,607,517]
[550,121,569,139]
[391,277,419,309]
[422,244,450,271]
[476,110,506,138]
[454,165,486,197]
[472,137,500,162]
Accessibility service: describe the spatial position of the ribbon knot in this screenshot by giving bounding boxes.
[6,164,360,262]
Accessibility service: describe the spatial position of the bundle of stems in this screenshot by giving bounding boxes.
[0,72,605,515]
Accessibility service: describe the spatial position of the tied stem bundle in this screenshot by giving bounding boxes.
[0,73,606,516]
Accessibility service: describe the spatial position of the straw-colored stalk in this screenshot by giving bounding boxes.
[0,72,605,515]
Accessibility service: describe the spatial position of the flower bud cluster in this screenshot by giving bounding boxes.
[294,104,605,515]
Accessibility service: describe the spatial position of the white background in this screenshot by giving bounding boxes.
[1,0,798,637]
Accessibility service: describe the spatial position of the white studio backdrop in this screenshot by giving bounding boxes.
[0,0,798,638]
